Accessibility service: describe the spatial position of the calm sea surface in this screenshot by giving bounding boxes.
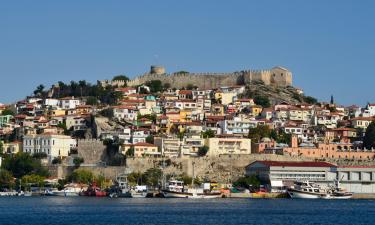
[0,197,374,225]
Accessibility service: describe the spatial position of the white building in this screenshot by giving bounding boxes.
[246,161,375,194]
[59,97,81,109]
[44,98,60,108]
[220,117,257,135]
[366,104,375,117]
[206,137,251,156]
[113,106,138,121]
[132,129,150,144]
[154,137,181,158]
[23,134,77,159]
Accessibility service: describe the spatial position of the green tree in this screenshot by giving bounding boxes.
[95,174,106,188]
[33,84,45,96]
[86,96,98,105]
[179,173,193,186]
[143,168,162,187]
[0,170,15,189]
[145,80,163,93]
[163,83,171,90]
[1,152,49,178]
[126,146,135,157]
[73,157,84,168]
[303,95,318,104]
[276,130,292,144]
[32,152,48,159]
[57,122,69,135]
[68,169,94,184]
[248,125,271,142]
[21,174,45,188]
[99,108,114,119]
[254,95,270,108]
[52,157,62,164]
[112,75,129,82]
[186,84,195,90]
[127,172,144,185]
[364,122,375,149]
[1,108,15,116]
[198,146,209,157]
[202,129,215,138]
[145,135,154,144]
[0,141,3,156]
[233,175,260,188]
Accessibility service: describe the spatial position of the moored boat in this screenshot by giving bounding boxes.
[81,182,107,197]
[162,180,223,198]
[162,180,190,198]
[323,180,353,199]
[109,173,132,198]
[287,181,328,199]
[46,184,83,197]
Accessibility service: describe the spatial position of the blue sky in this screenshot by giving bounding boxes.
[1,0,374,105]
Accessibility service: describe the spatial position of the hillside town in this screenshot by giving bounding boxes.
[1,66,375,197]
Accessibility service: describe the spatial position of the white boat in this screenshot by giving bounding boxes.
[322,180,353,199]
[46,184,82,197]
[162,180,190,198]
[130,185,148,198]
[0,191,18,196]
[162,180,222,198]
[287,181,328,199]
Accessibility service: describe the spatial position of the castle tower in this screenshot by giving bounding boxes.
[269,66,292,86]
[150,65,166,75]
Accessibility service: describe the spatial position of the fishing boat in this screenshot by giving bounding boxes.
[287,181,328,199]
[109,173,132,198]
[162,180,190,198]
[0,191,18,196]
[162,180,222,198]
[46,184,83,197]
[130,185,148,198]
[81,182,107,197]
[322,180,353,199]
[288,179,353,199]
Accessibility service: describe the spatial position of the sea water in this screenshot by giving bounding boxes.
[0,197,374,225]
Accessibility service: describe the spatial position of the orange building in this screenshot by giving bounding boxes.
[283,136,375,160]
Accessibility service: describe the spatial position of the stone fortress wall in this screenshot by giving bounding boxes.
[125,65,292,89]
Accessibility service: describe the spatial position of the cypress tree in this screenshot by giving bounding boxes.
[363,122,375,149]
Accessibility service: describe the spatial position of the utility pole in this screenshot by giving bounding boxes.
[191,161,195,188]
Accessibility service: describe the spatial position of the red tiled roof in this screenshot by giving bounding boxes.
[121,99,145,103]
[254,161,336,168]
[157,115,168,119]
[237,98,253,102]
[125,142,157,147]
[338,165,375,169]
[332,127,356,131]
[115,87,136,92]
[351,117,375,121]
[112,105,136,110]
[178,90,193,95]
[15,114,27,119]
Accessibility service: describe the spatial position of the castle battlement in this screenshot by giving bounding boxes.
[104,65,292,90]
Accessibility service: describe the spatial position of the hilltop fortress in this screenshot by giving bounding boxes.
[103,65,293,89]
